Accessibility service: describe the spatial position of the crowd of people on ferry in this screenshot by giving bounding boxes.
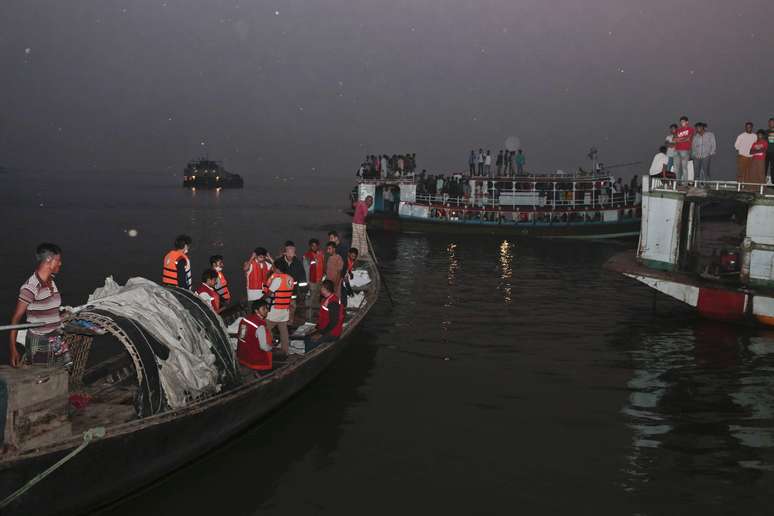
[467,149,526,177]
[648,116,774,185]
[357,153,417,179]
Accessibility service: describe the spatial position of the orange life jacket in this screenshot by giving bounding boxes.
[162,249,191,288]
[237,314,272,370]
[267,273,294,310]
[215,270,231,303]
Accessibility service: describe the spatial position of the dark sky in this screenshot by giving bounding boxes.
[1,0,772,180]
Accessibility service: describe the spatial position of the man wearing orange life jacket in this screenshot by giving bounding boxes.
[303,238,325,308]
[265,259,295,356]
[236,299,273,371]
[162,234,192,290]
[209,255,231,306]
[243,247,272,301]
[195,269,222,313]
[304,279,344,352]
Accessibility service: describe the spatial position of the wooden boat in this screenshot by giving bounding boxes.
[606,175,774,326]
[0,261,379,515]
[353,172,642,239]
[182,158,244,189]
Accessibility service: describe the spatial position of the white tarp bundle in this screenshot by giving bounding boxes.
[83,277,220,408]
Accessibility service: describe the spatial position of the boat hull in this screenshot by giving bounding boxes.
[606,250,774,327]
[367,212,641,239]
[1,332,360,516]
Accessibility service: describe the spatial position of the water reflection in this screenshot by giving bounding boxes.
[498,240,513,305]
[622,321,774,495]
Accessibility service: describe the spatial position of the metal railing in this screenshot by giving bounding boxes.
[649,176,774,196]
[412,191,638,210]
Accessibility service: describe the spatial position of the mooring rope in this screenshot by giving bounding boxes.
[0,427,106,510]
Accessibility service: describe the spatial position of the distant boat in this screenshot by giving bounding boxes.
[607,175,774,326]
[352,171,641,239]
[182,158,243,189]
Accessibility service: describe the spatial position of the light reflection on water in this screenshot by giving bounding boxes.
[498,240,513,305]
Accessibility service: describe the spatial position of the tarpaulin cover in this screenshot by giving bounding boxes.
[83,277,225,408]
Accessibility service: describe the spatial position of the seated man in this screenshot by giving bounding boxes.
[649,146,675,178]
[195,269,222,313]
[237,299,273,372]
[304,279,344,352]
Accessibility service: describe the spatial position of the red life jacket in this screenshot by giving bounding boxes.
[318,293,344,337]
[267,273,294,310]
[237,314,273,370]
[162,249,191,288]
[304,250,325,284]
[247,259,271,291]
[195,283,220,312]
[215,270,231,303]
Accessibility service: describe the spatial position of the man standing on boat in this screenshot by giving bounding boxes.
[673,116,694,180]
[244,247,272,301]
[325,241,344,300]
[766,118,774,183]
[351,195,373,262]
[516,149,525,175]
[265,260,295,356]
[303,239,325,308]
[734,122,757,183]
[691,122,716,181]
[8,243,66,367]
[162,234,192,290]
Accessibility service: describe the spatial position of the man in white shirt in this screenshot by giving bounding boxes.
[649,146,670,177]
[665,124,678,171]
[734,122,757,183]
[484,150,492,177]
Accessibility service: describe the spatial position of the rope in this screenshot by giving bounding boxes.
[0,427,106,510]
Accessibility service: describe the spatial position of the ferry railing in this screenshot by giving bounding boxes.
[413,192,637,210]
[649,176,773,196]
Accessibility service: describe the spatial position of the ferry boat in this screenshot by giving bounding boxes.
[353,172,641,239]
[607,175,774,326]
[182,158,244,189]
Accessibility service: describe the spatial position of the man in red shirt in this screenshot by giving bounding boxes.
[351,195,373,262]
[674,115,694,180]
[303,238,325,309]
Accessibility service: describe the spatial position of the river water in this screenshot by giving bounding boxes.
[2,171,773,514]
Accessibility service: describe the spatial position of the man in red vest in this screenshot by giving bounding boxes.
[195,269,222,313]
[304,279,344,352]
[265,259,295,356]
[236,299,273,371]
[303,238,325,308]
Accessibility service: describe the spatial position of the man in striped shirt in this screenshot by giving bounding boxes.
[8,243,63,367]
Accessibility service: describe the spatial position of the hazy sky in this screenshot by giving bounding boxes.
[1,0,772,180]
